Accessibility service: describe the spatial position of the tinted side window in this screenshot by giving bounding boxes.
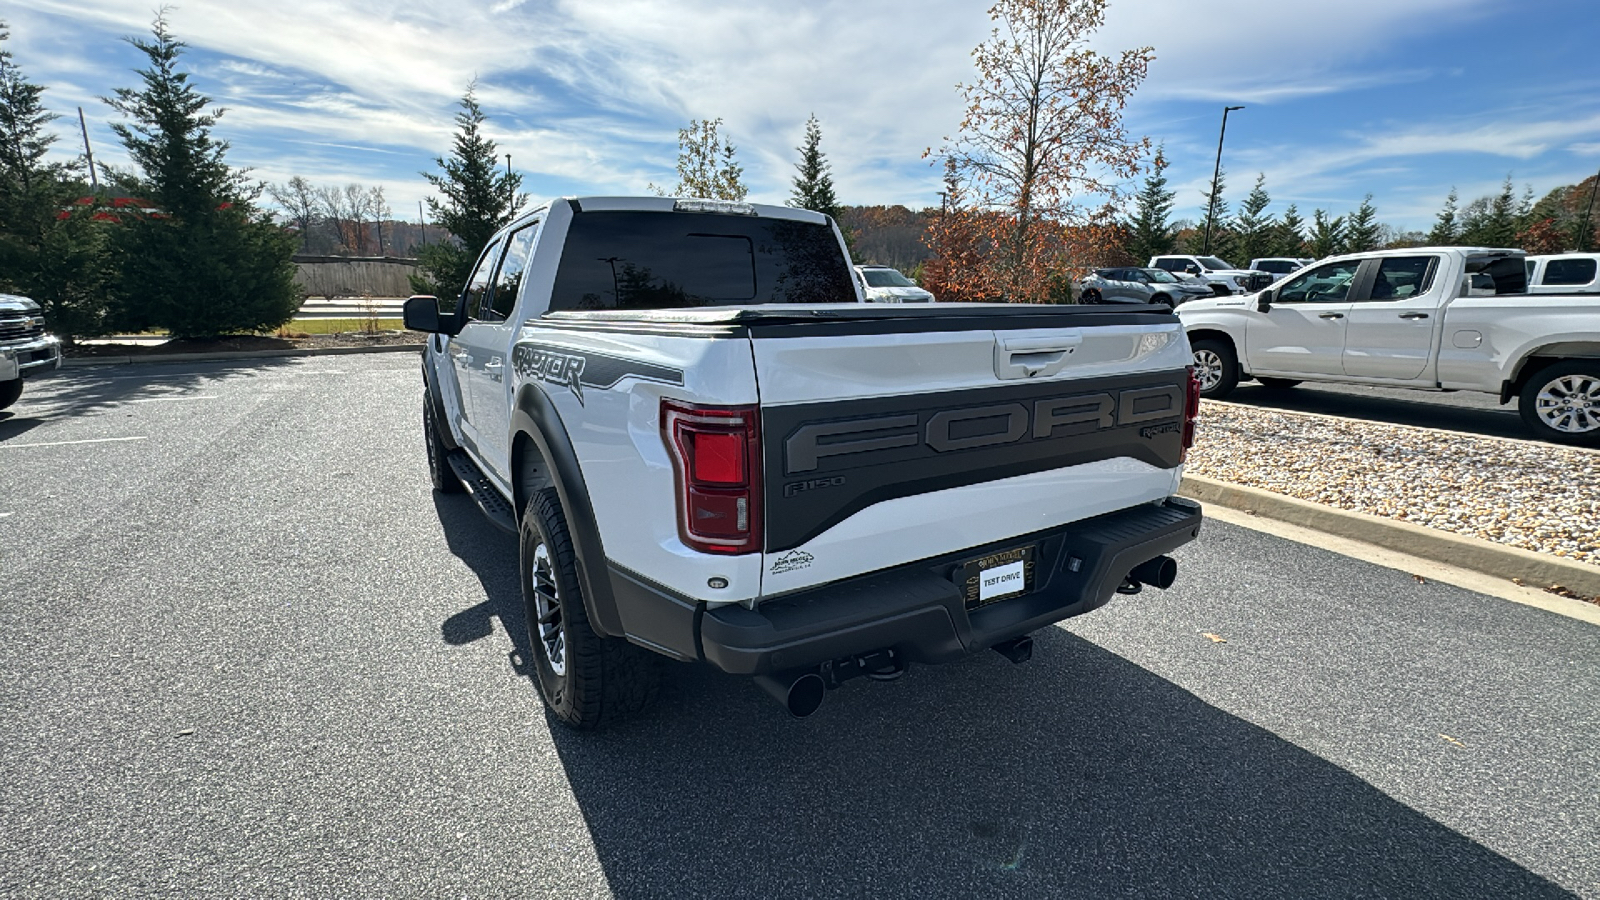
[549,211,855,311]
[1367,256,1437,301]
[462,238,505,321]
[487,223,539,321]
[1545,258,1598,286]
[1277,260,1361,303]
[1154,258,1182,272]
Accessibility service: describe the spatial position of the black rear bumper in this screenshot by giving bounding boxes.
[613,497,1201,676]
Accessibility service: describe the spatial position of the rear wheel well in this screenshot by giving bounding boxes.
[512,432,555,522]
[1506,346,1600,404]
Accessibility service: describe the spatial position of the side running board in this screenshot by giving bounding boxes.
[446,450,518,534]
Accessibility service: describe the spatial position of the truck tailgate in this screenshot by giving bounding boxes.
[748,304,1192,594]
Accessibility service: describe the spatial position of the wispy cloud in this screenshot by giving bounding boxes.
[5,0,1593,232]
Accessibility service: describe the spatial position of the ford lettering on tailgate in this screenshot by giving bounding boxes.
[762,370,1188,552]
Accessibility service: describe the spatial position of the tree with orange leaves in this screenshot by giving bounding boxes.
[930,0,1153,302]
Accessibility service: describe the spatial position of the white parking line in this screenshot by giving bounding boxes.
[0,436,148,449]
[128,395,219,403]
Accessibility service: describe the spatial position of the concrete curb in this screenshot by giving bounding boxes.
[1179,473,1600,598]
[61,343,424,367]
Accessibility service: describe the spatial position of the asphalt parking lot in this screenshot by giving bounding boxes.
[2,354,1597,899]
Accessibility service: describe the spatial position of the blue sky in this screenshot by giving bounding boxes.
[7,0,1600,236]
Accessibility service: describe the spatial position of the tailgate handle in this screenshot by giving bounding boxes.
[995,333,1082,380]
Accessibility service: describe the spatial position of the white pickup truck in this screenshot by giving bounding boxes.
[1178,246,1600,444]
[404,196,1203,728]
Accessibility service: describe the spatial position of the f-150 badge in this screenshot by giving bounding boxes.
[513,346,587,404]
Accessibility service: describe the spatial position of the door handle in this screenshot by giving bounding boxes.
[1399,312,1430,320]
[1318,313,1345,320]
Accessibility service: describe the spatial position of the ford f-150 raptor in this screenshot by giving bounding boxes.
[405,196,1204,728]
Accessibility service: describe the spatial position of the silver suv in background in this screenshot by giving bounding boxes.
[0,293,61,410]
[854,265,935,303]
[1077,267,1212,308]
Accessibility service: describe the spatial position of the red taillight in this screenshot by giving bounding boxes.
[1181,365,1202,462]
[662,399,762,555]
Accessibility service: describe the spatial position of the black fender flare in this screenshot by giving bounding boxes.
[421,346,459,451]
[510,384,625,639]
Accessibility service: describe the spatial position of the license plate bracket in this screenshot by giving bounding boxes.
[956,544,1037,611]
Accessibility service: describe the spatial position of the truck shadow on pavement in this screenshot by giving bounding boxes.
[432,492,536,679]
[428,492,1573,898]
[548,630,1574,899]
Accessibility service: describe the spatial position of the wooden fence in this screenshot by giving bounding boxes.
[293,255,419,299]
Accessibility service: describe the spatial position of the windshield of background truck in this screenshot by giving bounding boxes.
[1197,257,1231,270]
[549,211,856,310]
[862,268,916,288]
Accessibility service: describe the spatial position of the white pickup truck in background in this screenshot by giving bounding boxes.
[1525,253,1600,294]
[1178,246,1600,444]
[404,196,1204,729]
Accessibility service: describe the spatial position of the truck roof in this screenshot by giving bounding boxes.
[563,196,830,225]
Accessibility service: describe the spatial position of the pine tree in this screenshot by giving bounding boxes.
[103,12,297,339]
[1427,188,1459,245]
[1275,204,1306,257]
[413,84,526,300]
[789,114,840,219]
[1459,177,1519,247]
[1308,209,1346,258]
[1124,147,1175,262]
[0,21,107,338]
[1233,173,1275,264]
[1345,194,1381,252]
[1199,166,1231,258]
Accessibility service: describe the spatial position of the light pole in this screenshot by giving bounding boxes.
[1203,105,1244,255]
[505,154,514,208]
[1578,166,1600,252]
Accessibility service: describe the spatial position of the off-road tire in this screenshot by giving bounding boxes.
[1518,360,1600,447]
[423,393,461,493]
[1255,377,1301,390]
[521,488,658,730]
[1191,338,1240,400]
[0,379,22,411]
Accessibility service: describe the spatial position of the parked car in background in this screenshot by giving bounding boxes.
[854,265,935,303]
[1077,267,1213,308]
[0,293,62,411]
[1525,253,1600,294]
[1248,257,1315,277]
[1149,255,1273,296]
[1178,246,1600,445]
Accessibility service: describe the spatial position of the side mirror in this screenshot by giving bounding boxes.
[1256,291,1273,312]
[403,295,451,334]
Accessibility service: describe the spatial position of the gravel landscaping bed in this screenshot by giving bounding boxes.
[1187,402,1600,567]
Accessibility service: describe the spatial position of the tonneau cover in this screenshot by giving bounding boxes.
[541,302,1176,328]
